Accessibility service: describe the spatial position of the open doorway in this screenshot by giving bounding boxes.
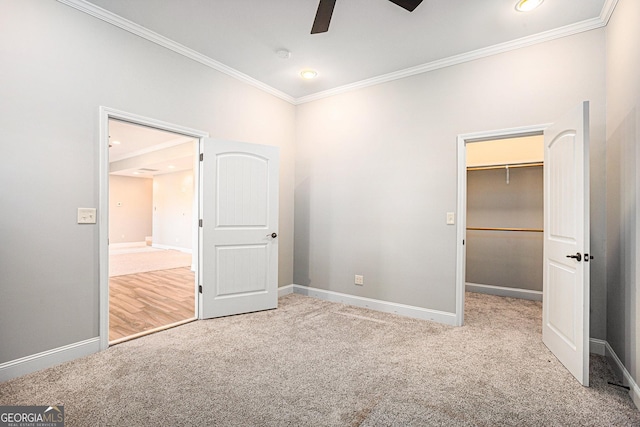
[107,119,198,344]
[455,125,548,326]
[99,107,280,351]
[465,135,544,303]
[456,103,591,385]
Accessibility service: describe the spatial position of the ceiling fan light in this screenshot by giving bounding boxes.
[300,70,318,79]
[515,0,543,12]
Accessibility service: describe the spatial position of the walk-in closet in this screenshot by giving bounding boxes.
[465,135,544,301]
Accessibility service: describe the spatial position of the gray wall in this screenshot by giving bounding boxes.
[1,0,625,379]
[0,0,296,364]
[605,0,640,397]
[294,28,607,338]
[466,167,543,292]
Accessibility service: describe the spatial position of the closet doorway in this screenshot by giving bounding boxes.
[108,119,198,344]
[464,134,544,306]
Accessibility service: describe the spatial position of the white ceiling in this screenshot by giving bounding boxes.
[81,0,610,101]
[109,119,195,178]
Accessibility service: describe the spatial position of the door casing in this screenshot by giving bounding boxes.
[98,107,209,350]
[455,124,550,326]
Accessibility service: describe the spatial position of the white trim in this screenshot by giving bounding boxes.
[589,338,606,356]
[151,243,192,254]
[0,338,100,383]
[455,135,467,327]
[99,107,209,351]
[456,124,550,327]
[604,341,640,409]
[291,285,457,326]
[599,0,619,25]
[294,16,613,104]
[109,136,194,163]
[278,284,295,298]
[57,0,616,106]
[108,241,146,249]
[56,0,295,105]
[466,282,543,301]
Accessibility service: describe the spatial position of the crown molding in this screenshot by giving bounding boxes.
[294,5,617,105]
[56,0,296,104]
[59,0,617,107]
[599,0,619,25]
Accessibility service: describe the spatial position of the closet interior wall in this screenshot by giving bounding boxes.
[465,164,543,296]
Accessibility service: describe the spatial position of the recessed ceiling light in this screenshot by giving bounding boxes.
[168,165,176,169]
[300,69,318,79]
[515,0,543,12]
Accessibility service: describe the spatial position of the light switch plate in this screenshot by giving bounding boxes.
[78,208,97,224]
[446,212,455,225]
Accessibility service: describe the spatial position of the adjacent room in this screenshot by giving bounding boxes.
[1,0,640,424]
[107,120,198,343]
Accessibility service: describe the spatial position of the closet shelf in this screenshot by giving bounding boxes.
[467,227,543,233]
[467,162,543,171]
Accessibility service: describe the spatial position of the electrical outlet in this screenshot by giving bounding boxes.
[355,275,364,286]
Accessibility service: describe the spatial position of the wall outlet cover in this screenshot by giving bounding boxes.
[78,208,97,224]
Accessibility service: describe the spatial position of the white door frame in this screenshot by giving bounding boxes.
[98,107,209,350]
[455,123,550,326]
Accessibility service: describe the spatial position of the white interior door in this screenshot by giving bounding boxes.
[199,139,279,319]
[543,101,590,386]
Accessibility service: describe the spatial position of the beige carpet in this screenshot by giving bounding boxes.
[1,293,638,426]
[109,246,192,277]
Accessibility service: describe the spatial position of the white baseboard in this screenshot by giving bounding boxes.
[152,243,192,253]
[466,282,543,301]
[0,338,100,383]
[109,241,146,249]
[278,284,294,298]
[589,338,606,356]
[290,284,457,326]
[602,340,640,409]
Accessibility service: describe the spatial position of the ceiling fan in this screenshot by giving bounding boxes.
[311,0,424,34]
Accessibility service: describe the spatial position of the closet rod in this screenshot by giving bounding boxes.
[467,162,543,171]
[467,227,543,233]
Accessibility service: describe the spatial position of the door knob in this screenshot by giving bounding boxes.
[267,232,277,238]
[566,253,582,262]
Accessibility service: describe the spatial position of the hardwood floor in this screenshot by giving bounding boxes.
[109,267,195,342]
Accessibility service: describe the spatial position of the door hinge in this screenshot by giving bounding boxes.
[199,153,204,161]
[199,219,203,227]
[198,285,203,294]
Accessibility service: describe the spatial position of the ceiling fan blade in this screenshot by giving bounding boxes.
[311,0,337,34]
[387,0,424,12]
